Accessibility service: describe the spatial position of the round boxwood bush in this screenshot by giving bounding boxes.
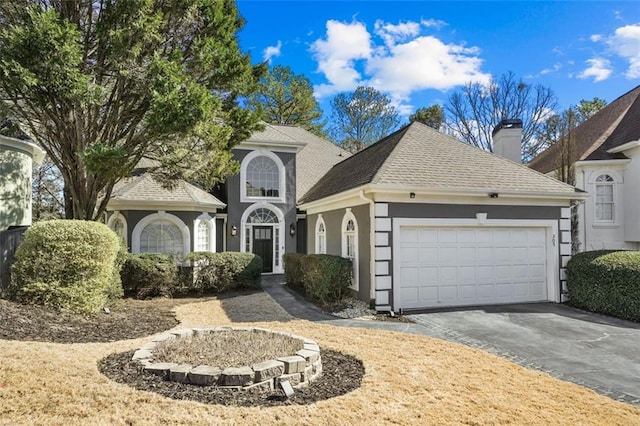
[120,253,180,299]
[186,252,263,294]
[10,220,124,313]
[566,250,640,322]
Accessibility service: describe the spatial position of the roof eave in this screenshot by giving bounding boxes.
[107,199,225,212]
[606,139,640,154]
[369,184,589,201]
[237,139,306,153]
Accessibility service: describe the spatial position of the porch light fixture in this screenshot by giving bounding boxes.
[489,192,499,198]
[409,192,416,199]
[289,223,296,236]
[231,224,237,237]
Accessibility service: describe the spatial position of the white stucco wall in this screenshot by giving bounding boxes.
[575,160,638,251]
[0,136,44,230]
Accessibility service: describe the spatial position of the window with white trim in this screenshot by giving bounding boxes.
[341,209,358,289]
[246,156,279,197]
[315,216,326,254]
[196,221,210,251]
[140,220,184,256]
[595,174,614,222]
[109,217,126,243]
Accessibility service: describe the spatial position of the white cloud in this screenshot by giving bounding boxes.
[606,24,640,78]
[590,34,603,42]
[578,58,613,82]
[421,18,447,29]
[538,63,562,76]
[310,18,490,111]
[374,20,421,47]
[310,20,372,97]
[263,41,282,63]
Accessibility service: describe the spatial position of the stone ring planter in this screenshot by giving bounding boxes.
[132,326,322,390]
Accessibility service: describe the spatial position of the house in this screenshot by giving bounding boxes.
[0,133,44,230]
[106,124,350,271]
[107,120,586,312]
[528,85,640,252]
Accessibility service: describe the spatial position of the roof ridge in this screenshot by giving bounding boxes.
[371,122,418,184]
[580,101,635,160]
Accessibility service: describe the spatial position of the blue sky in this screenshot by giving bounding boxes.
[237,0,639,119]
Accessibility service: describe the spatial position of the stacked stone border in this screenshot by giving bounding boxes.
[132,326,322,391]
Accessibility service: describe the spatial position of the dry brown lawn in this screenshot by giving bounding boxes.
[1,292,639,426]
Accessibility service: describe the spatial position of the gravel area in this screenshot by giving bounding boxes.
[326,296,414,323]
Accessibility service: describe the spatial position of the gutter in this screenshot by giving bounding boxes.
[358,189,376,301]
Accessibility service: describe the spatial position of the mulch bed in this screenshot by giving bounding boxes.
[0,297,182,343]
[98,348,364,406]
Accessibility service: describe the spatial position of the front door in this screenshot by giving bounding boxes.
[252,226,273,273]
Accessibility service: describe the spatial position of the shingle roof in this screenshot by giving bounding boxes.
[529,85,640,174]
[245,123,300,144]
[265,125,351,202]
[109,174,225,210]
[300,122,577,204]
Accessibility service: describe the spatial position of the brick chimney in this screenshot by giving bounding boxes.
[492,119,523,163]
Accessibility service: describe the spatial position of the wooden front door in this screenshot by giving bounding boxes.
[252,226,273,273]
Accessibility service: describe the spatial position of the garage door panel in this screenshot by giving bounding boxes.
[396,226,549,309]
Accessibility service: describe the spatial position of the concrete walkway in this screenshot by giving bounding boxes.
[261,274,640,406]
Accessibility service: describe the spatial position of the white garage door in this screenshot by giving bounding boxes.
[396,226,548,310]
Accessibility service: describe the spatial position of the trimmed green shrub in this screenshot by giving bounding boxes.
[283,253,305,287]
[186,252,263,293]
[10,220,123,313]
[120,253,178,299]
[566,250,640,322]
[299,254,352,305]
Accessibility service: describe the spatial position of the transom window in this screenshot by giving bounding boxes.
[247,208,279,224]
[316,216,326,254]
[595,174,614,222]
[140,220,184,256]
[246,156,279,198]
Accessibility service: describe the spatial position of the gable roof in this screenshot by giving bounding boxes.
[300,122,578,204]
[108,174,225,211]
[529,85,640,174]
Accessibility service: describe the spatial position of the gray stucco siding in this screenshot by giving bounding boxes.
[306,204,371,302]
[380,202,568,311]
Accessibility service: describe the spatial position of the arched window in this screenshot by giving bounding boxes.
[194,213,215,252]
[240,150,286,203]
[315,215,327,254]
[342,209,358,290]
[595,174,614,222]
[247,208,279,224]
[132,212,190,258]
[107,212,127,245]
[140,220,184,256]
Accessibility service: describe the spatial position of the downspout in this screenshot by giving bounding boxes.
[358,189,376,302]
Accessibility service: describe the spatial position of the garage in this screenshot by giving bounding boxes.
[394,224,552,310]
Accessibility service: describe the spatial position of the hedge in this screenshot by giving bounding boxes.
[120,253,179,299]
[10,220,124,313]
[283,253,305,288]
[186,252,263,293]
[566,250,640,322]
[296,254,353,305]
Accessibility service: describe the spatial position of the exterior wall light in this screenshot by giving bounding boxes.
[409,192,416,199]
[231,225,237,237]
[289,223,296,236]
[489,192,499,198]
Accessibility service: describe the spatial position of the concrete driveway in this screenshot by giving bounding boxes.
[407,303,640,406]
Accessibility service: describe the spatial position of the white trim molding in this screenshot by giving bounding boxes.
[240,149,286,204]
[341,208,359,291]
[315,214,327,254]
[240,202,285,274]
[194,212,216,252]
[107,211,128,247]
[131,211,191,258]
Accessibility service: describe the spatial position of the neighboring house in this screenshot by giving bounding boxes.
[529,85,640,252]
[0,134,44,230]
[107,120,586,312]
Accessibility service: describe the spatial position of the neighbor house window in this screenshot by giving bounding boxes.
[595,174,614,222]
[315,215,326,254]
[140,220,184,256]
[341,209,358,290]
